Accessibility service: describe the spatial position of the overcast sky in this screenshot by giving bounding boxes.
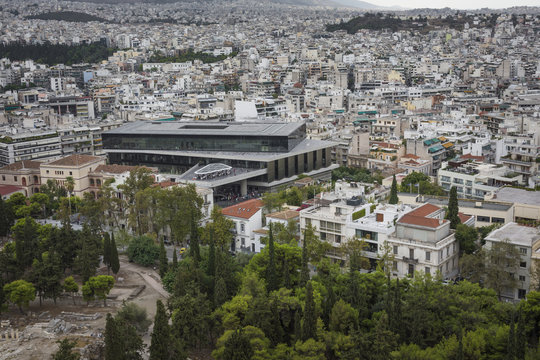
[372,0,539,9]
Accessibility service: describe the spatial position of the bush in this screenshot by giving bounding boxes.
[127,236,160,266]
[116,302,152,333]
[352,209,366,221]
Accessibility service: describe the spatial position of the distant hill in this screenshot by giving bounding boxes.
[326,12,497,34]
[63,0,381,8]
[26,11,108,23]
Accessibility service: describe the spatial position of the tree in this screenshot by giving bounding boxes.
[12,216,39,269]
[65,176,75,216]
[150,300,185,360]
[300,232,310,286]
[221,328,254,360]
[116,302,152,334]
[3,279,36,314]
[446,186,461,229]
[342,237,370,273]
[0,197,13,237]
[172,247,178,270]
[214,276,228,308]
[75,225,101,282]
[63,276,79,305]
[389,174,399,204]
[53,339,80,360]
[455,223,478,255]
[127,236,160,267]
[330,299,358,334]
[204,207,234,249]
[105,313,144,360]
[103,232,111,273]
[267,223,278,292]
[171,285,212,350]
[30,250,63,305]
[159,238,168,278]
[302,281,317,340]
[110,233,120,276]
[85,275,115,306]
[189,211,201,265]
[262,191,285,213]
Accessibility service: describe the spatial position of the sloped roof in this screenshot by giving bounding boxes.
[222,199,264,219]
[398,214,447,228]
[0,160,41,171]
[44,154,103,167]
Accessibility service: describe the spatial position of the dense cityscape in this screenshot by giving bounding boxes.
[0,0,540,359]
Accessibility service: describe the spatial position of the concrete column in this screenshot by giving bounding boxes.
[240,179,247,196]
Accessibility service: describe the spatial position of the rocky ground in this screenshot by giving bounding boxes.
[0,257,167,360]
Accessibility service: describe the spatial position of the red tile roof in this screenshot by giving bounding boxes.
[398,214,447,228]
[0,160,41,171]
[402,154,420,160]
[45,154,103,167]
[460,154,485,162]
[458,213,473,223]
[407,203,441,218]
[0,185,24,196]
[222,199,264,219]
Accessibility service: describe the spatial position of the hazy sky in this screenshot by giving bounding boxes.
[371,0,539,9]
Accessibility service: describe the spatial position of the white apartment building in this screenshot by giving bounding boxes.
[387,204,460,280]
[484,222,540,302]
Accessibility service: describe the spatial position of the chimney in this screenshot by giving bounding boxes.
[376,213,384,222]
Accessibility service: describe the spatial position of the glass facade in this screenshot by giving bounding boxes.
[103,126,305,153]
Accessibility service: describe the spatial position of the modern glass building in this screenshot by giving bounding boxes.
[102,121,337,194]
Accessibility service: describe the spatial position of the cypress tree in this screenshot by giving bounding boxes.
[283,255,291,289]
[294,308,302,341]
[150,300,170,360]
[159,238,168,278]
[457,327,464,360]
[300,231,309,286]
[189,212,200,266]
[110,233,120,276]
[214,276,228,308]
[323,282,336,328]
[172,247,178,270]
[507,312,516,360]
[103,232,111,274]
[516,310,526,359]
[207,228,216,277]
[268,299,284,346]
[446,186,461,229]
[389,174,399,204]
[302,281,317,341]
[267,223,278,292]
[104,313,121,360]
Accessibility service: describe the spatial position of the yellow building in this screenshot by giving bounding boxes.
[40,154,105,197]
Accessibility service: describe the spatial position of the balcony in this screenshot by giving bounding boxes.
[403,256,418,264]
[501,158,533,167]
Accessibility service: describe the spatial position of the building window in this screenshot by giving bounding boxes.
[14,176,17,182]
[392,261,397,271]
[519,275,526,282]
[408,264,414,277]
[240,224,245,233]
[1,176,4,181]
[46,170,49,174]
[425,267,430,275]
[425,251,431,261]
[491,217,505,224]
[520,247,527,255]
[518,289,527,299]
[69,171,72,175]
[477,216,490,222]
[409,249,414,259]
[520,262,527,268]
[393,246,398,255]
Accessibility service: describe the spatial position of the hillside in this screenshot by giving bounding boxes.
[26,11,108,23]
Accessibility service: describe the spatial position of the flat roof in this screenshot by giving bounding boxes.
[485,222,540,247]
[495,187,540,207]
[105,121,305,137]
[423,196,513,211]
